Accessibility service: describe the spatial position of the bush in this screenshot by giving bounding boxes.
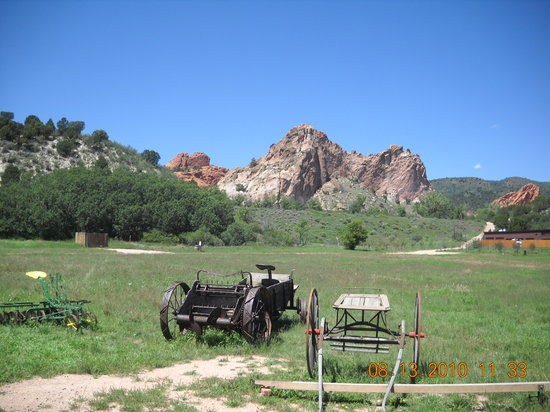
[260,229,295,246]
[142,229,179,244]
[339,220,368,250]
[181,228,224,247]
[349,195,366,214]
[56,138,77,157]
[307,198,322,211]
[221,221,258,245]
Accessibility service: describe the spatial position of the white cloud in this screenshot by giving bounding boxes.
[490,123,501,129]
[474,163,482,169]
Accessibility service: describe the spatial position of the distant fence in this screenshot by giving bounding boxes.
[75,232,109,248]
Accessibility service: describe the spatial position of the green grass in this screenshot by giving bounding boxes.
[0,240,549,411]
[249,207,483,250]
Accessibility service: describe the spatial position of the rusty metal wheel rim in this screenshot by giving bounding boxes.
[305,288,319,378]
[242,287,272,344]
[411,290,422,381]
[160,281,190,340]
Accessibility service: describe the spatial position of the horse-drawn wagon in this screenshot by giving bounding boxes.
[160,264,305,343]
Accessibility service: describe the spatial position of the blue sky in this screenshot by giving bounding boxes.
[2,0,549,181]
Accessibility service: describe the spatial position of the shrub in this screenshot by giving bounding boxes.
[307,198,322,211]
[56,138,76,157]
[339,220,368,250]
[221,221,258,245]
[261,229,294,246]
[181,228,224,247]
[142,229,179,244]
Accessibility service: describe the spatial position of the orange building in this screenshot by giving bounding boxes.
[481,230,550,248]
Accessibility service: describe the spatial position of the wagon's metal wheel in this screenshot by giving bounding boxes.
[297,297,308,323]
[241,287,272,344]
[36,309,47,322]
[411,290,422,381]
[160,281,190,340]
[305,288,320,378]
[81,310,98,329]
[25,310,39,323]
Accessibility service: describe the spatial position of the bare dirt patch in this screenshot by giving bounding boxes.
[0,356,284,412]
[105,248,175,255]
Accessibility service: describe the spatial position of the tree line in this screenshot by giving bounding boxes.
[0,167,234,241]
[0,111,160,165]
[478,195,550,231]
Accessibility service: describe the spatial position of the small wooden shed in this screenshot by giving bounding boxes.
[75,232,109,248]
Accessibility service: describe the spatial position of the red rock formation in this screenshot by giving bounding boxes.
[166,152,228,186]
[166,152,211,170]
[491,183,540,207]
[338,144,431,202]
[217,124,432,205]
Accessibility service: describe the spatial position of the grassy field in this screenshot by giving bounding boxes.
[0,239,549,411]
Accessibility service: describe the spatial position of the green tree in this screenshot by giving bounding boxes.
[339,220,368,250]
[295,218,309,246]
[349,194,366,214]
[56,138,76,157]
[56,117,69,135]
[140,149,160,166]
[221,221,257,245]
[307,198,322,211]
[414,191,463,219]
[0,112,14,122]
[1,164,21,185]
[91,129,109,144]
[65,121,85,139]
[23,115,44,140]
[94,155,109,169]
[44,119,55,138]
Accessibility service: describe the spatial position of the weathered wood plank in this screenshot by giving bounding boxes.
[255,380,550,395]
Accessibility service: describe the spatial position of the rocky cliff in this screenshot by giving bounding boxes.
[166,152,228,186]
[491,183,540,207]
[217,124,432,208]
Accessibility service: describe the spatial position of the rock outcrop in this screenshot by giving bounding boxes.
[166,152,228,186]
[337,144,431,202]
[218,125,345,201]
[217,124,432,207]
[491,183,540,207]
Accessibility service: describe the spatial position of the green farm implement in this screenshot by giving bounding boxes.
[0,271,97,329]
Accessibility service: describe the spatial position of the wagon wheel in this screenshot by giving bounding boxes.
[160,281,190,340]
[36,309,47,322]
[241,287,272,344]
[305,288,320,378]
[297,297,308,323]
[411,290,422,382]
[81,310,98,329]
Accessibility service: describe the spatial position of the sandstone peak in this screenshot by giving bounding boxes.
[491,183,540,207]
[217,124,432,207]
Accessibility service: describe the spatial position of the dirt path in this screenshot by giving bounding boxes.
[389,221,494,255]
[0,356,283,412]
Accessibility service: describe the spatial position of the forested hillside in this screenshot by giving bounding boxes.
[0,111,162,179]
[0,168,234,241]
[432,177,550,211]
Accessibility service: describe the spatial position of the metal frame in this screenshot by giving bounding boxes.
[0,271,96,329]
[160,264,303,344]
[305,289,423,411]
